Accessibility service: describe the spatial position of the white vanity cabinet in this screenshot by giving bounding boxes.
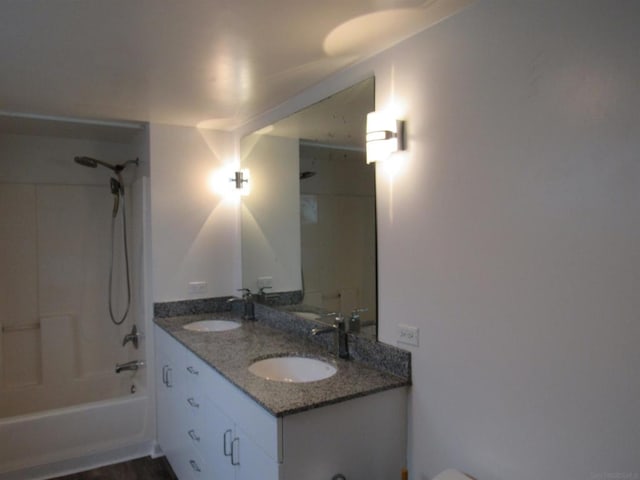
[156,327,278,480]
[155,325,407,480]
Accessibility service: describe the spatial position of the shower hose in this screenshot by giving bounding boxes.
[108,185,132,326]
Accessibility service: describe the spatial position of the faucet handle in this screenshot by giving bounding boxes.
[332,313,346,331]
[258,286,272,298]
[237,288,253,299]
[348,308,367,333]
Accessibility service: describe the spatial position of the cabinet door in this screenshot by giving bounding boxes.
[156,330,180,458]
[233,424,280,480]
[155,328,191,479]
[204,398,236,479]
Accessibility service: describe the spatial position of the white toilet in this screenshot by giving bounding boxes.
[433,469,474,480]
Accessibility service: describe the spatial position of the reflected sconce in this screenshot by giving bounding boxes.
[230,169,250,196]
[365,111,406,164]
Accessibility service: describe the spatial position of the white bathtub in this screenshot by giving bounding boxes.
[0,390,154,480]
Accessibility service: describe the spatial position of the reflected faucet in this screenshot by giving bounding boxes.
[227,288,256,320]
[115,360,145,373]
[311,313,349,359]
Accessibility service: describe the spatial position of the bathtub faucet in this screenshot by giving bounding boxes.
[115,360,145,374]
[122,324,142,349]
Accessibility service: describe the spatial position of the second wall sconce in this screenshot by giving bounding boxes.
[365,111,406,164]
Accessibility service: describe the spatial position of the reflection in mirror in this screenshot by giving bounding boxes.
[240,78,377,339]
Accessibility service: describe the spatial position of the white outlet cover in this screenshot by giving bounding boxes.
[397,324,419,347]
[188,281,208,294]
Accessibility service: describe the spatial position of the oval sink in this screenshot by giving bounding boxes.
[248,356,337,383]
[183,320,241,332]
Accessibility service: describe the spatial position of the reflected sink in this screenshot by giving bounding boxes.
[248,356,337,383]
[183,320,242,332]
[291,311,321,321]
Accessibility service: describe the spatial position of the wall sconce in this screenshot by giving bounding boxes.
[230,169,250,195]
[365,111,406,164]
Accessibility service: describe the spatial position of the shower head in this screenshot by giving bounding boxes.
[74,156,118,171]
[74,156,139,173]
[74,156,99,168]
[300,171,316,180]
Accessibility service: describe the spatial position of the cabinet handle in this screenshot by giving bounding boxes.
[189,459,201,472]
[223,429,232,456]
[187,397,200,408]
[161,365,168,386]
[231,437,240,466]
[188,429,200,442]
[187,366,199,375]
[166,367,173,388]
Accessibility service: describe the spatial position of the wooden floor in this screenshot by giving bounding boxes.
[51,456,177,480]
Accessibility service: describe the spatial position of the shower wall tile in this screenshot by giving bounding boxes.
[36,185,121,376]
[0,185,39,329]
[2,329,42,387]
[41,314,79,384]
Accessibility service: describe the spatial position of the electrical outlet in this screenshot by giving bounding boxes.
[397,324,419,347]
[188,281,208,295]
[257,276,273,289]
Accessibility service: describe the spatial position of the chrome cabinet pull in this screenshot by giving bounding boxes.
[166,367,173,388]
[187,366,199,375]
[187,397,200,408]
[161,365,168,386]
[189,459,201,472]
[231,437,240,466]
[188,429,200,442]
[223,429,232,456]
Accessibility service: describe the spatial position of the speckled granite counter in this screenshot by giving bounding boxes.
[154,312,410,417]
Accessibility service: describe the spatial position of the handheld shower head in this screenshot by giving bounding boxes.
[74,156,98,168]
[74,156,118,171]
[74,156,140,173]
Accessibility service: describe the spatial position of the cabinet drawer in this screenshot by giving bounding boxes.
[184,396,226,460]
[180,447,211,480]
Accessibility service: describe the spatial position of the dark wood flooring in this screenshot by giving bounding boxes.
[51,456,177,480]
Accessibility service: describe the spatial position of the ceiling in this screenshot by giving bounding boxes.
[0,0,473,132]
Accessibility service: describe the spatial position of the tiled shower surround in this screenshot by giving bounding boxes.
[0,182,143,418]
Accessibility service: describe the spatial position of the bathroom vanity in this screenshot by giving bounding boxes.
[154,313,409,480]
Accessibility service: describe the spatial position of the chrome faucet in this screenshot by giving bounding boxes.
[122,324,142,349]
[115,360,145,373]
[311,313,349,359]
[227,288,256,320]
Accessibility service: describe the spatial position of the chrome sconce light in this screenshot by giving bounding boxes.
[365,112,406,164]
[230,169,250,195]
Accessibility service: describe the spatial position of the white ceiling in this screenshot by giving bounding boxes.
[0,0,473,132]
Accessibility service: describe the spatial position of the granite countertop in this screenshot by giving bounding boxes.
[154,312,410,417]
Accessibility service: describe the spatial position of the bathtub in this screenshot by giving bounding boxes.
[0,388,154,480]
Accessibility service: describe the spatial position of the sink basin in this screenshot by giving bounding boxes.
[183,320,241,332]
[291,311,321,321]
[248,356,337,383]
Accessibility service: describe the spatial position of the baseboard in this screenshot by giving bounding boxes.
[0,440,155,480]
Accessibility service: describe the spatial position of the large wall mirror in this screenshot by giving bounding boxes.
[240,77,377,339]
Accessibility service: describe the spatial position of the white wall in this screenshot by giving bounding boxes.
[149,124,239,301]
[236,1,640,479]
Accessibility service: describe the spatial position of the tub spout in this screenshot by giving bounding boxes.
[115,360,145,374]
